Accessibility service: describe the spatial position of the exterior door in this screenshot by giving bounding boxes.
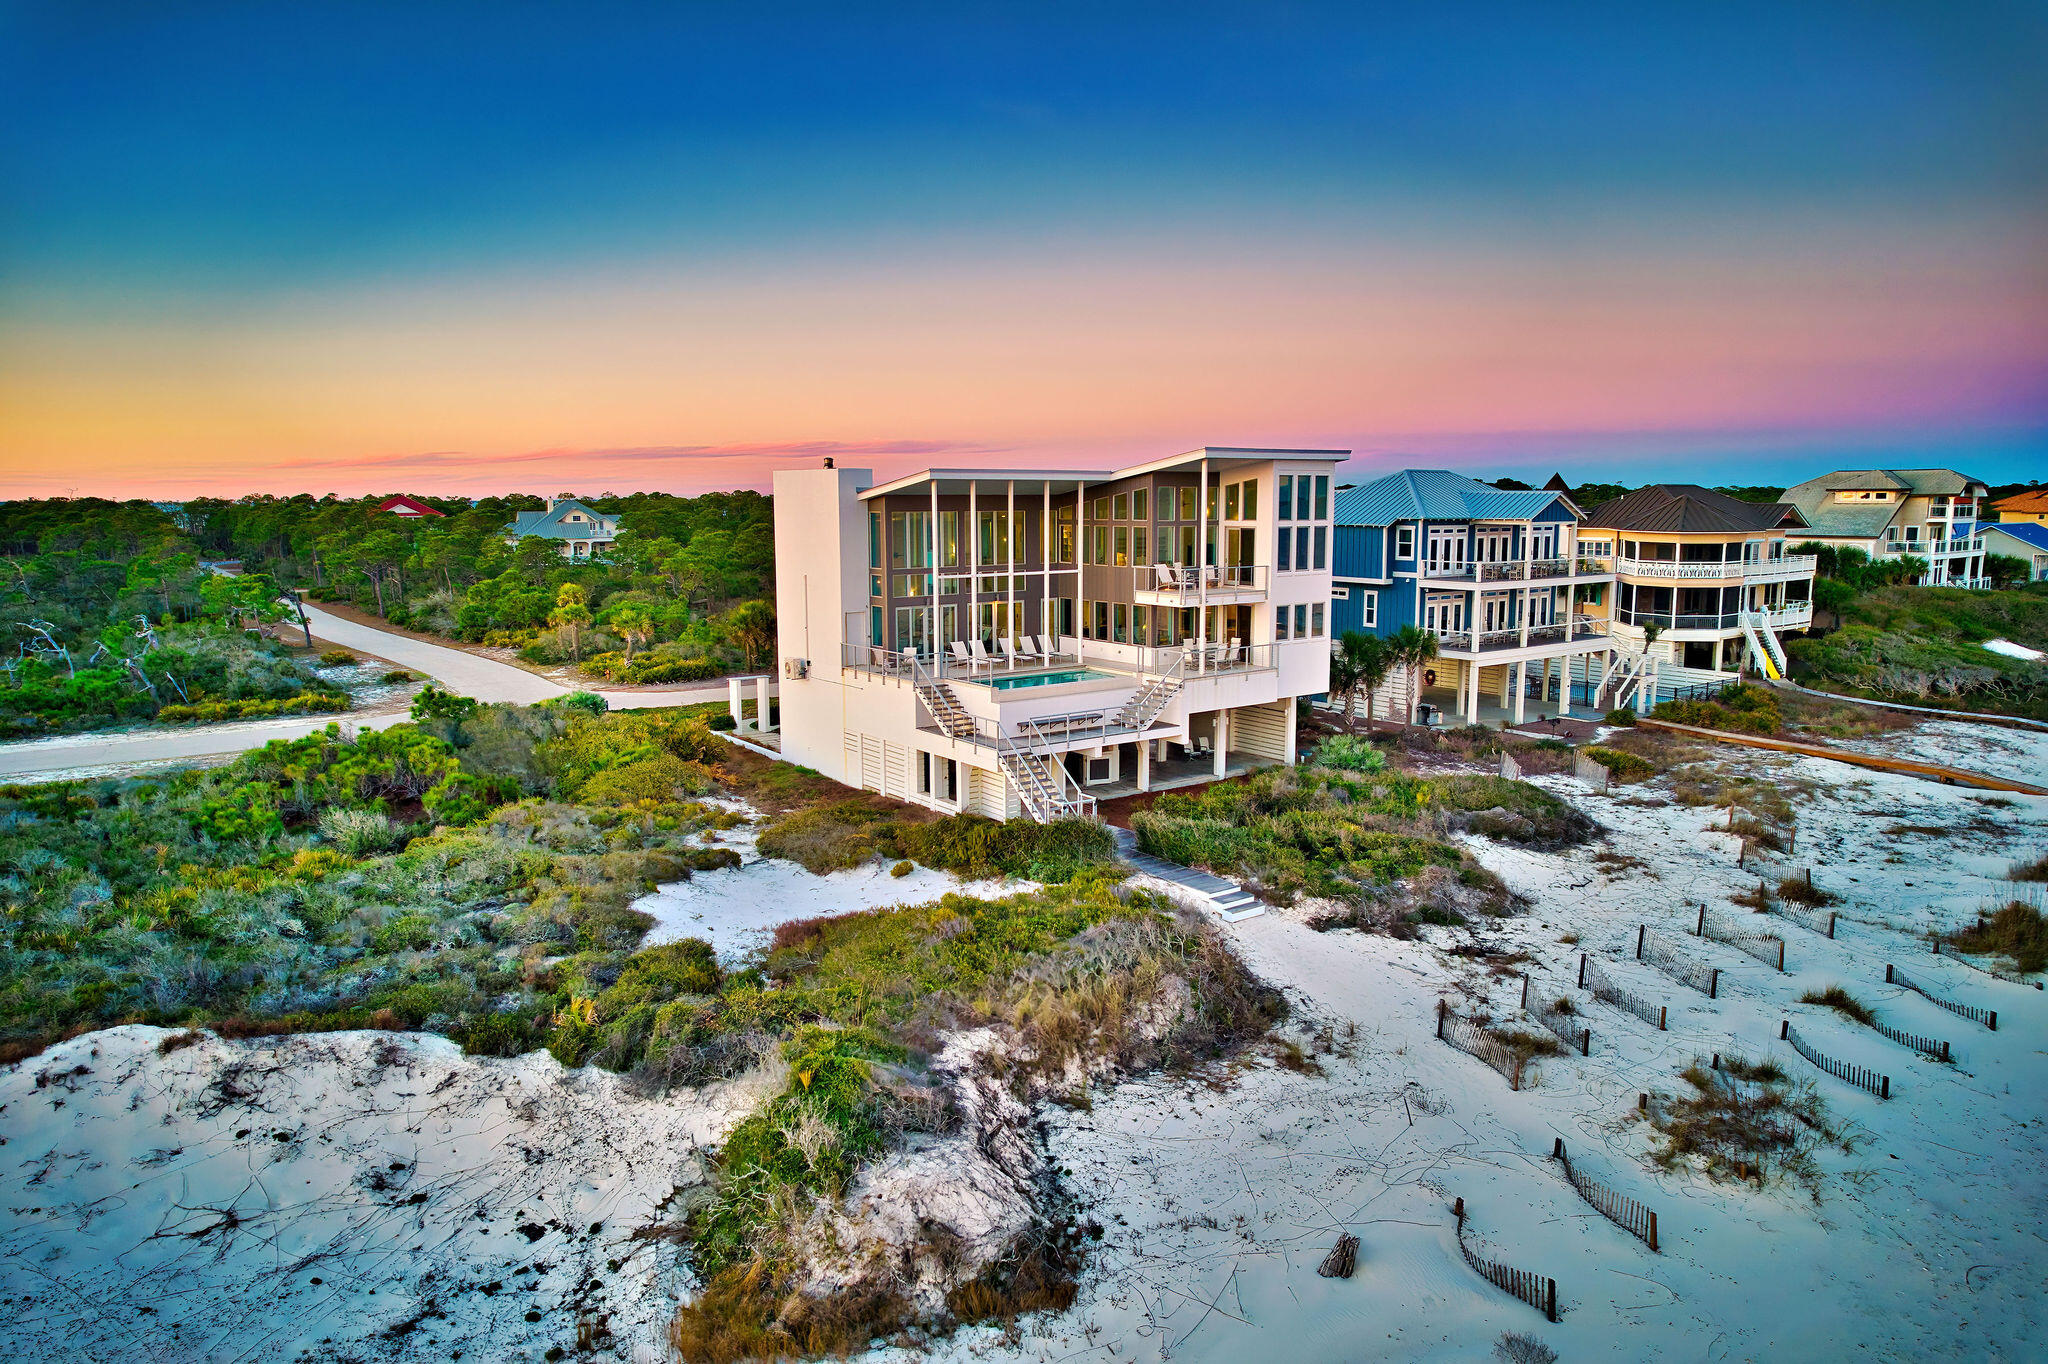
[1424,597,1465,635]
[1426,528,1465,574]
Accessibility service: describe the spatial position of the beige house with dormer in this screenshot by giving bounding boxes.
[1779,469,1988,587]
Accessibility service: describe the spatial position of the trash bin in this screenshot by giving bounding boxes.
[1415,702,1436,727]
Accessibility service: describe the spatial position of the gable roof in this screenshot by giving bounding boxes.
[376,495,444,517]
[1581,484,1806,534]
[1981,521,2048,553]
[1779,467,1987,539]
[506,498,619,541]
[1333,469,1571,527]
[1542,472,1571,492]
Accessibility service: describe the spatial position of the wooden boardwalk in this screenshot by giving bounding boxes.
[1111,827,1265,921]
[1635,718,2048,796]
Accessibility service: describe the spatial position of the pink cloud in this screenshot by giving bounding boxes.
[277,438,1004,473]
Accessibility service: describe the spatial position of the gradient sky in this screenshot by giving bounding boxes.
[3,1,2046,498]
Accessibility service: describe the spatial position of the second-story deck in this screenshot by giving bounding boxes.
[1429,614,1612,656]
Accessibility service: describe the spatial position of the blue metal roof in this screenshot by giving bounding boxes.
[506,498,618,541]
[1333,469,1570,527]
[1982,521,2048,552]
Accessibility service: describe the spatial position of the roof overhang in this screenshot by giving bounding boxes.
[858,447,1350,501]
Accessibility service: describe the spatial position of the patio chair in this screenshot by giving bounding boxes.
[968,639,997,670]
[1156,562,1181,591]
[1012,636,1039,661]
[998,638,1026,665]
[948,640,983,674]
[1035,633,1061,661]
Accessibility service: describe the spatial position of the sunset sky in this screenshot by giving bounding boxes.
[2,2,2045,499]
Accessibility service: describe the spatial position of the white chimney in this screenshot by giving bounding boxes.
[544,496,555,513]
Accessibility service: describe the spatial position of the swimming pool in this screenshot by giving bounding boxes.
[975,668,1114,690]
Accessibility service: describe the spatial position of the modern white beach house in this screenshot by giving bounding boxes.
[770,449,1344,820]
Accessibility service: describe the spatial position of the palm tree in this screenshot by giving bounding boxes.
[1388,624,1438,726]
[548,583,592,661]
[1328,631,1391,731]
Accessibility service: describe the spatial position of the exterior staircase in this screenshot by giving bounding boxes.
[916,677,977,739]
[1110,827,1263,921]
[1738,610,1788,682]
[1001,743,1096,823]
[1597,647,1657,711]
[1110,669,1183,732]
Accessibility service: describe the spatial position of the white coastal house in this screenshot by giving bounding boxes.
[1779,468,1989,588]
[770,449,1343,821]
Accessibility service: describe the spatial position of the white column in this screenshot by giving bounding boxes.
[1466,658,1482,722]
[1550,655,1565,718]
[728,676,745,729]
[1007,479,1017,663]
[929,480,940,663]
[1197,458,1210,670]
[1075,480,1086,656]
[1137,738,1152,792]
[1282,699,1298,765]
[1512,660,1526,725]
[755,675,772,731]
[968,481,979,653]
[1213,709,1229,777]
[1041,482,1051,639]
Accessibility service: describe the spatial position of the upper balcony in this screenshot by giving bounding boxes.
[1421,557,1610,586]
[1133,562,1268,606]
[1431,614,1610,656]
[1612,601,1813,634]
[1591,554,1817,584]
[1880,536,1982,558]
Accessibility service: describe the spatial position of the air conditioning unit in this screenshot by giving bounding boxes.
[783,657,809,679]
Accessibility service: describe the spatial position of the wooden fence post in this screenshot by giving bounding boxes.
[1695,904,1707,936]
[1826,912,1836,939]
[1885,964,1894,984]
[1880,1075,1890,1100]
[1578,954,1587,988]
[1453,1196,1464,1223]
[1545,1278,1558,1323]
[1521,973,1530,1011]
[1636,925,1646,959]
[1437,998,1447,1040]
[1776,940,1785,972]
[1638,1092,1648,1112]
[1988,1010,1997,1032]
[1708,968,1719,999]
[1779,1019,1790,1040]
[1657,1005,1667,1030]
[1646,1210,1659,1252]
[1552,1137,1565,1160]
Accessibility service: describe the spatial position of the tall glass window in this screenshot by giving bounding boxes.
[1241,479,1257,519]
[1277,475,1294,521]
[869,512,881,567]
[1178,487,1197,520]
[1314,476,1329,520]
[1133,488,1148,521]
[1314,525,1328,570]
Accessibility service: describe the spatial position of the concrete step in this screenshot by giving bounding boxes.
[1112,828,1266,920]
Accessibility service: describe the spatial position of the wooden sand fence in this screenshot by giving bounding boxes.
[1579,954,1668,1029]
[1693,904,1785,971]
[1499,750,1523,781]
[1931,938,2045,991]
[1868,1015,1952,1063]
[1780,1020,1890,1099]
[1886,964,1997,1030]
[1637,926,1720,998]
[1572,750,1610,793]
[1765,899,1837,939]
[1436,999,1529,1090]
[1550,1139,1659,1251]
[1452,1197,1558,1322]
[1520,973,1592,1054]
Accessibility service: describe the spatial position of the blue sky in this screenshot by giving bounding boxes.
[2,2,2044,494]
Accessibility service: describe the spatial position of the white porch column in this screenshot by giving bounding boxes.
[1137,738,1152,792]
[930,480,941,662]
[1499,662,1513,707]
[1282,699,1298,765]
[1512,661,1526,725]
[755,675,772,731]
[1465,658,1482,722]
[1549,655,1565,718]
[1197,457,1211,671]
[1006,479,1017,662]
[968,481,979,652]
[1213,709,1229,777]
[727,676,745,729]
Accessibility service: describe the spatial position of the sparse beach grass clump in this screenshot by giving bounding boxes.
[1652,681,1784,735]
[1643,1054,1854,1195]
[1946,901,2048,974]
[1799,985,1876,1027]
[2009,853,2048,884]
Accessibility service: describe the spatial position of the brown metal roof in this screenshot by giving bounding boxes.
[1581,484,1807,534]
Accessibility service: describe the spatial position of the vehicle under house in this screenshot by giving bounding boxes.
[770,449,1344,821]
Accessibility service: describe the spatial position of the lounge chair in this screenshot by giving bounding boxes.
[1012,636,1039,661]
[969,639,997,670]
[998,638,1025,665]
[1156,562,1181,591]
[1036,633,1061,661]
[948,640,982,674]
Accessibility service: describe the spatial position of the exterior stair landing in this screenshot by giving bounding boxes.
[1111,827,1265,922]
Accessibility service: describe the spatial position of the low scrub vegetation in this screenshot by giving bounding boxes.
[755,800,1113,882]
[1130,765,1590,919]
[1785,584,2048,720]
[1651,681,1783,735]
[1582,745,1655,781]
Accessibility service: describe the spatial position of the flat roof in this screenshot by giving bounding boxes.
[858,446,1349,500]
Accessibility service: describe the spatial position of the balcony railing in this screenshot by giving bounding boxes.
[1426,557,1587,583]
[1614,604,1811,632]
[1612,555,1817,581]
[1429,615,1609,653]
[1141,562,1267,601]
[1883,536,1982,557]
[843,634,1276,684]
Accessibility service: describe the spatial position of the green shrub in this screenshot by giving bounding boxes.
[1652,682,1782,735]
[891,860,914,878]
[756,799,902,873]
[158,692,352,723]
[1605,707,1636,726]
[372,914,436,953]
[380,670,416,683]
[708,712,738,731]
[573,753,710,807]
[1313,733,1387,772]
[318,650,358,667]
[1583,745,1655,781]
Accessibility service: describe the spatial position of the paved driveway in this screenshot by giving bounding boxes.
[0,604,758,781]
